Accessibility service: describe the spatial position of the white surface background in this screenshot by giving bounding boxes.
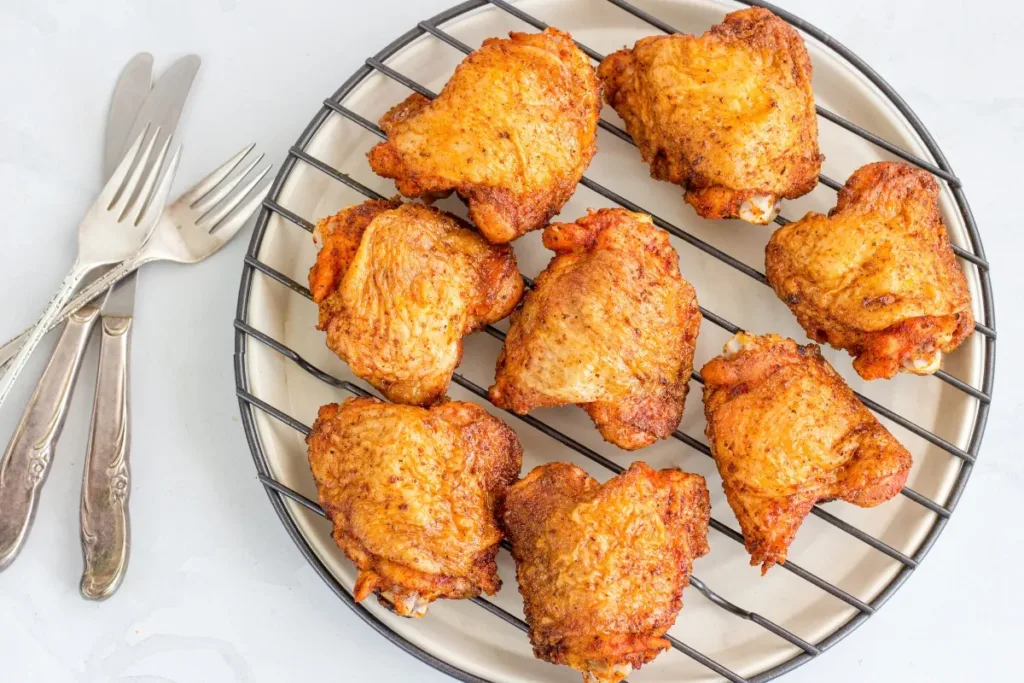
[0,0,1020,681]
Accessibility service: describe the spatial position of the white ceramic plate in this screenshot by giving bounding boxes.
[238,1,990,680]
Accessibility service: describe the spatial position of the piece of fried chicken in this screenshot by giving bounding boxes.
[307,398,523,617]
[488,208,701,450]
[503,461,710,683]
[766,161,974,380]
[367,28,601,244]
[702,333,912,573]
[598,7,821,224]
[309,199,523,406]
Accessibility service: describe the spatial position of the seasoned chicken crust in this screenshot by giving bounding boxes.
[489,208,701,450]
[368,28,601,243]
[309,199,523,405]
[766,161,974,380]
[307,398,523,617]
[598,7,822,223]
[503,461,710,683]
[702,333,912,573]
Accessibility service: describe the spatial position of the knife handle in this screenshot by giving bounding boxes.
[80,314,132,600]
[0,305,101,570]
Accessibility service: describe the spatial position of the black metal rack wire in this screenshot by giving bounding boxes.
[233,1,996,681]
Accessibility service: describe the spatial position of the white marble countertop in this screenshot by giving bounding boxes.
[0,0,1021,681]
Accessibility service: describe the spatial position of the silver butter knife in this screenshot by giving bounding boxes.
[80,54,200,600]
[0,53,154,571]
[80,277,135,599]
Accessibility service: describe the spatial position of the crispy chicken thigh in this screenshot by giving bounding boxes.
[766,161,974,380]
[598,7,821,224]
[367,28,601,244]
[309,199,523,406]
[503,462,710,683]
[701,333,912,573]
[488,209,701,450]
[307,398,523,617]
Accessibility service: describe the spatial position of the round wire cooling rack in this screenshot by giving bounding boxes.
[233,0,997,681]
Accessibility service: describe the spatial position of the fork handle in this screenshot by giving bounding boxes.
[80,314,133,600]
[0,257,145,378]
[0,263,89,410]
[0,304,100,570]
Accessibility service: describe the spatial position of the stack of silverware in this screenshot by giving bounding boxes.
[0,54,270,599]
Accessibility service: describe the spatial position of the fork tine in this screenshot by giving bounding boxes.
[198,163,273,231]
[129,134,173,225]
[136,144,183,228]
[192,152,266,216]
[177,143,256,208]
[111,126,162,218]
[101,124,150,208]
[203,171,272,245]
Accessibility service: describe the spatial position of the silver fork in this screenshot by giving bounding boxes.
[0,144,270,374]
[0,129,181,409]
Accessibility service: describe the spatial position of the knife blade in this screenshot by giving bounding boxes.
[81,54,200,600]
[0,53,154,572]
[104,53,153,179]
[120,54,200,167]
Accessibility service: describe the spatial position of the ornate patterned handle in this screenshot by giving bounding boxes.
[80,314,132,600]
[0,258,142,377]
[0,264,89,408]
[0,305,101,570]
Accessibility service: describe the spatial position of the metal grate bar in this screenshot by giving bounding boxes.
[975,321,996,339]
[813,106,962,187]
[690,576,820,655]
[853,392,975,462]
[237,287,885,614]
[818,174,842,192]
[243,255,312,298]
[237,387,311,437]
[366,58,437,98]
[263,197,315,232]
[290,146,385,200]
[933,369,990,402]
[259,177,959,517]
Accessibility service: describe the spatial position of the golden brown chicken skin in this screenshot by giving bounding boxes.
[766,161,974,380]
[307,398,523,617]
[488,208,701,450]
[702,333,912,573]
[367,28,601,244]
[503,462,710,683]
[309,199,523,406]
[598,8,822,224]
